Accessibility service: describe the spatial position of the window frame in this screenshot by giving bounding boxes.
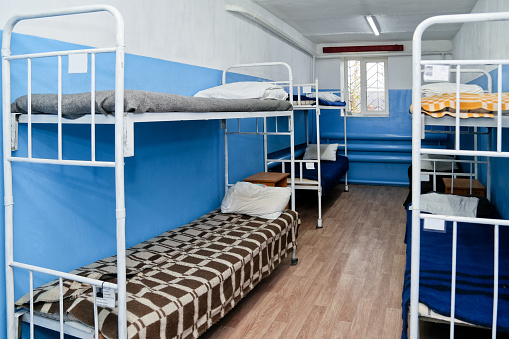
[343,57,389,117]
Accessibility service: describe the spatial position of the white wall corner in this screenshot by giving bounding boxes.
[224,0,316,56]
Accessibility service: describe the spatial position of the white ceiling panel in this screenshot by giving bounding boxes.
[252,0,479,43]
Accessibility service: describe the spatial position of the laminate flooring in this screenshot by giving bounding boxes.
[202,184,408,339]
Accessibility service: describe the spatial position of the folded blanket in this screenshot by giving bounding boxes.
[11,90,293,119]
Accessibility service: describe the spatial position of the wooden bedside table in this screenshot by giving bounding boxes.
[443,177,486,197]
[243,172,290,187]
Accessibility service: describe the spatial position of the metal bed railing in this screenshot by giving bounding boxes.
[411,11,509,339]
[2,5,126,338]
[268,78,348,228]
[222,62,296,211]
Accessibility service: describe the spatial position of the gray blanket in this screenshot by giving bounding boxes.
[11,90,293,119]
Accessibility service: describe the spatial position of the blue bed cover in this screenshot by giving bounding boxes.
[401,207,509,338]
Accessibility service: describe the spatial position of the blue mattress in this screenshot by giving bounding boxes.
[294,94,346,107]
[273,153,348,195]
[401,207,509,338]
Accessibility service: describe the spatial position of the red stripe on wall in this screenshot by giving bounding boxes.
[323,45,404,53]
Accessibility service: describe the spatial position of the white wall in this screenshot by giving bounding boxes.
[453,0,509,60]
[0,0,315,82]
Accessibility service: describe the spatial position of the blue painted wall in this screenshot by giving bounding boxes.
[316,89,415,186]
[474,66,509,219]
[0,32,302,338]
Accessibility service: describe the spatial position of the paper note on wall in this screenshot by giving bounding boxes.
[423,65,449,82]
[423,218,445,233]
[68,53,88,74]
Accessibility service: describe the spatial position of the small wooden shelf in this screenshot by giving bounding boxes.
[443,178,486,197]
[243,172,290,187]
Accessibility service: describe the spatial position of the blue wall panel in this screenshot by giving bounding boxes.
[318,89,414,186]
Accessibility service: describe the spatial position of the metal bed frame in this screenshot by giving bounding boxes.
[410,11,509,339]
[2,6,296,339]
[266,79,348,228]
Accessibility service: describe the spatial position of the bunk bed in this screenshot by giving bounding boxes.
[403,69,493,208]
[404,11,509,339]
[2,6,300,339]
[269,80,349,229]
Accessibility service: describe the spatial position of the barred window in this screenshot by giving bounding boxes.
[345,58,388,116]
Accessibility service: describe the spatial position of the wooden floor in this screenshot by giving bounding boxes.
[202,184,409,339]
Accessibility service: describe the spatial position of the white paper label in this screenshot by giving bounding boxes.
[305,162,315,170]
[423,65,450,82]
[68,53,88,74]
[420,174,430,182]
[423,218,446,232]
[96,287,116,308]
[303,86,312,94]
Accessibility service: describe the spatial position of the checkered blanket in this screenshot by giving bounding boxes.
[16,209,300,338]
[410,93,509,118]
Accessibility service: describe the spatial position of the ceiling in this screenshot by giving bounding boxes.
[252,0,479,44]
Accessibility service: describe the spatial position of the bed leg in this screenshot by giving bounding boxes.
[344,184,349,192]
[291,250,298,266]
[316,219,323,229]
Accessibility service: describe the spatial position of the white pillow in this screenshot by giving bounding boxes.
[303,143,338,161]
[305,92,342,102]
[421,154,458,172]
[194,81,288,100]
[421,82,484,97]
[221,182,291,220]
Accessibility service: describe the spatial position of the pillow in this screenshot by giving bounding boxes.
[194,81,288,100]
[305,92,342,102]
[421,82,484,97]
[221,182,291,219]
[303,143,338,161]
[420,192,479,218]
[421,154,458,172]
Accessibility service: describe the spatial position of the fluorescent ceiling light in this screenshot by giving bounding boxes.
[365,15,380,36]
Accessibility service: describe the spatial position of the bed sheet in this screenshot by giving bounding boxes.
[11,90,293,119]
[15,209,300,339]
[401,207,509,338]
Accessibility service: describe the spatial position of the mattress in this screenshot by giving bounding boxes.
[293,94,346,107]
[11,90,293,119]
[273,154,349,195]
[401,206,509,338]
[410,92,509,118]
[15,209,300,339]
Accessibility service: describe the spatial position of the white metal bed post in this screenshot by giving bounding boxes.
[2,15,16,339]
[315,79,323,228]
[111,7,127,339]
[2,5,127,338]
[410,20,425,339]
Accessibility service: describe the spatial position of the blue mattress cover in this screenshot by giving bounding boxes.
[401,207,509,338]
[273,153,348,195]
[293,94,346,107]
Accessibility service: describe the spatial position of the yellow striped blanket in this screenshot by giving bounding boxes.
[411,93,509,118]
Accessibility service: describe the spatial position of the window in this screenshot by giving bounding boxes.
[344,57,388,116]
